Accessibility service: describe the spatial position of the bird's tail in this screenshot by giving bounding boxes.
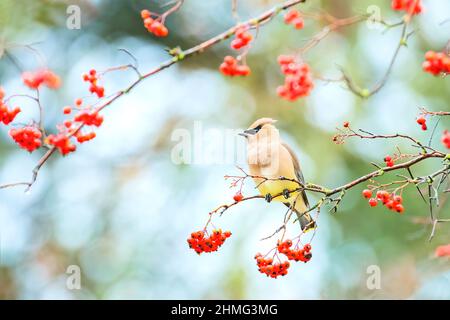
[296,209,316,232]
[291,198,316,232]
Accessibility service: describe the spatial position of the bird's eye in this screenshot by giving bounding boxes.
[253,125,262,132]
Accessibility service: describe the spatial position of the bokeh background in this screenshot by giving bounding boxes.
[0,0,449,299]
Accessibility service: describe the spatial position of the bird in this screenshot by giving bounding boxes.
[239,117,316,232]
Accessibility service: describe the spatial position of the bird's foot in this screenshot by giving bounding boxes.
[265,193,273,203]
[282,188,290,199]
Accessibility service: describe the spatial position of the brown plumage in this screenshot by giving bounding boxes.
[241,118,315,231]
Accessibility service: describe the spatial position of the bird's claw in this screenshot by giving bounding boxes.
[282,188,290,199]
[265,193,273,203]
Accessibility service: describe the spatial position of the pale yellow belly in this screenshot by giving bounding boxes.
[256,179,300,203]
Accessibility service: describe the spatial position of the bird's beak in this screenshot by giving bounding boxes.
[239,128,258,137]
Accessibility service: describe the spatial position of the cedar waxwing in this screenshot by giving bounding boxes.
[239,118,316,231]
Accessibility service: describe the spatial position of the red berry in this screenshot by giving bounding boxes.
[233,192,244,202]
[362,189,372,199]
[416,116,426,125]
[22,69,61,90]
[63,106,72,114]
[422,50,450,76]
[369,198,378,207]
[391,0,423,15]
[441,130,450,149]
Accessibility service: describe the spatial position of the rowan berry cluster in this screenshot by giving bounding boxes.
[187,229,232,254]
[384,155,395,167]
[442,130,450,149]
[219,56,251,76]
[46,133,76,156]
[362,189,404,213]
[254,254,290,278]
[391,0,423,15]
[22,69,61,90]
[0,88,21,125]
[9,126,42,152]
[74,109,104,127]
[231,27,253,50]
[54,99,103,153]
[416,115,427,130]
[276,55,314,101]
[82,69,105,98]
[284,9,304,29]
[422,51,450,76]
[141,9,169,37]
[277,240,312,263]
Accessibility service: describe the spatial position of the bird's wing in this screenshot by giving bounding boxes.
[281,142,309,208]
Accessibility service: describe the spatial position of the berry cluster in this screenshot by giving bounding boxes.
[254,254,290,278]
[384,155,395,167]
[219,56,251,76]
[9,126,42,152]
[0,88,21,125]
[187,229,232,254]
[276,55,314,101]
[416,115,427,130]
[231,27,253,50]
[391,0,423,15]
[76,131,96,143]
[22,69,61,90]
[74,109,104,127]
[277,240,312,263]
[363,189,405,213]
[46,133,76,156]
[284,9,304,29]
[82,69,105,98]
[422,51,450,76]
[141,9,169,37]
[442,130,450,149]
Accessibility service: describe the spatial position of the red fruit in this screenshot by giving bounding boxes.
[22,69,61,90]
[0,104,21,125]
[435,244,450,257]
[83,69,105,98]
[394,204,404,214]
[391,0,423,15]
[63,106,72,114]
[46,133,76,155]
[343,121,349,128]
[277,56,313,101]
[393,195,402,204]
[441,130,450,149]
[219,56,251,77]
[385,200,394,210]
[416,116,426,125]
[233,192,243,202]
[362,189,372,199]
[231,27,252,50]
[75,98,83,106]
[369,198,378,207]
[422,50,450,76]
[187,229,231,254]
[9,126,42,152]
[141,9,151,19]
